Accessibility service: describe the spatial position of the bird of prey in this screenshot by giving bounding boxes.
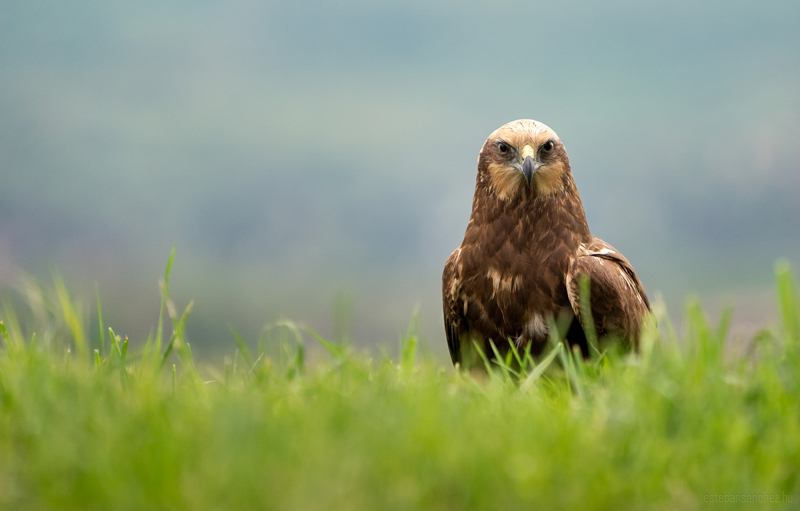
[442,119,649,367]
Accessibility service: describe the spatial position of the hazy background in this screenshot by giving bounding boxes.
[2,0,799,359]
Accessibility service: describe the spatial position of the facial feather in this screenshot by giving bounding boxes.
[479,119,570,199]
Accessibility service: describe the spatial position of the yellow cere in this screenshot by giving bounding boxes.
[521,145,535,160]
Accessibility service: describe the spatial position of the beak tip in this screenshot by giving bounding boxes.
[522,156,535,186]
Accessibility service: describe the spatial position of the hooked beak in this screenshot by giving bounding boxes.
[520,144,540,186]
[522,155,537,186]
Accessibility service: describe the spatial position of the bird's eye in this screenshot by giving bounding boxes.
[498,142,509,154]
[542,140,554,152]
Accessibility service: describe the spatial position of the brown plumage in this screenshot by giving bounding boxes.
[442,119,649,367]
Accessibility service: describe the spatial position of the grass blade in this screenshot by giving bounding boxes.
[578,274,600,354]
[0,320,9,348]
[95,284,105,357]
[54,273,87,362]
[400,332,418,373]
[231,328,254,366]
[156,246,177,359]
[776,261,799,345]
[488,339,512,382]
[521,343,562,391]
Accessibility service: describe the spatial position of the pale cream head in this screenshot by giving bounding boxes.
[479,119,569,200]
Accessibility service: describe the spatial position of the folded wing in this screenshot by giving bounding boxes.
[442,248,465,365]
[567,237,650,349]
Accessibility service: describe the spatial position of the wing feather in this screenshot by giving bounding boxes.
[442,249,463,365]
[567,237,650,348]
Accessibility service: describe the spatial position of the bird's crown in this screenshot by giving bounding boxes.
[486,119,560,149]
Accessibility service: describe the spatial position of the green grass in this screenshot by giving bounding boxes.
[0,257,799,510]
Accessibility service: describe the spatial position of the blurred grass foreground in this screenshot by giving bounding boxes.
[0,256,799,510]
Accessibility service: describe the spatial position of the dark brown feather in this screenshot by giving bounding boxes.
[566,237,650,350]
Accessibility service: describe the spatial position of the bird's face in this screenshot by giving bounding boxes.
[478,119,570,200]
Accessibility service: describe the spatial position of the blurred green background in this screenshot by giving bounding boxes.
[1,0,799,359]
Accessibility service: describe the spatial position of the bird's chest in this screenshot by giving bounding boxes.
[456,242,571,330]
[454,196,585,334]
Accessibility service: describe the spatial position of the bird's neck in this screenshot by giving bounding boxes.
[470,178,591,241]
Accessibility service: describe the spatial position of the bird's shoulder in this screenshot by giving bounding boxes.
[571,236,650,310]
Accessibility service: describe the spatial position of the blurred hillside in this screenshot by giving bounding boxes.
[1,0,799,358]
